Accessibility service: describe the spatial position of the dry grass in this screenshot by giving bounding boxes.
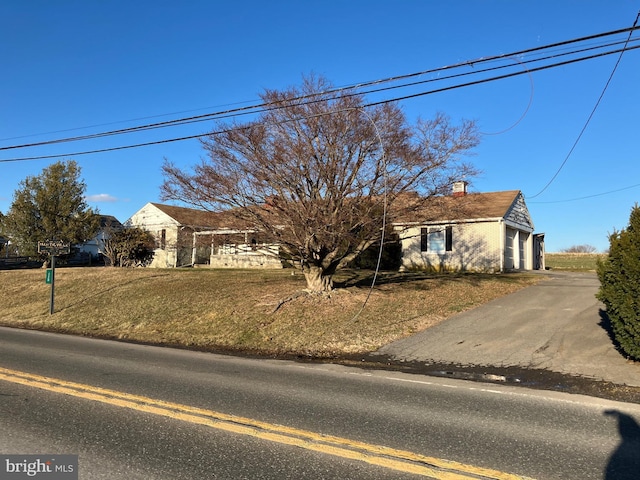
[0,267,541,357]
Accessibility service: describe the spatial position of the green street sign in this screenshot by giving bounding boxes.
[45,269,53,284]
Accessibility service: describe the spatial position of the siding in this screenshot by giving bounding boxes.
[126,203,181,268]
[505,193,534,230]
[125,203,281,269]
[398,221,503,272]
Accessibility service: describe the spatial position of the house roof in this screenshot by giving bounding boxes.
[99,215,123,228]
[392,190,522,224]
[150,203,253,230]
[148,190,525,231]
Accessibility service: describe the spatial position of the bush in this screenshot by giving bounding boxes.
[103,227,155,267]
[596,204,640,360]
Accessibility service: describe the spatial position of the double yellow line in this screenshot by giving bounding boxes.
[0,367,533,479]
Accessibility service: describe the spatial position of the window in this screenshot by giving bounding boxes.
[160,229,166,250]
[420,226,453,253]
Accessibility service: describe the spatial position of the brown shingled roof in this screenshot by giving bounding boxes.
[152,190,522,231]
[393,190,521,224]
[150,203,253,230]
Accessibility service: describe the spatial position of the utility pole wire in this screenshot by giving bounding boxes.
[2,42,639,164]
[528,11,640,199]
[0,24,638,154]
[529,182,640,204]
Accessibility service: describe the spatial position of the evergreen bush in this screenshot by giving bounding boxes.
[596,204,640,360]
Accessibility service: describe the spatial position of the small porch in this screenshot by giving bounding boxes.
[191,229,282,269]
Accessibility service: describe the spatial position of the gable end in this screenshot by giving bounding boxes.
[505,193,534,230]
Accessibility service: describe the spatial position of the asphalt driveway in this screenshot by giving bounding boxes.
[376,271,640,387]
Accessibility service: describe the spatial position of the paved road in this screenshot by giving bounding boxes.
[376,271,640,387]
[2,327,640,479]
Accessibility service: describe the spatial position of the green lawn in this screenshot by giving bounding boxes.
[545,253,605,272]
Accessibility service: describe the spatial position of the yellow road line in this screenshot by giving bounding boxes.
[0,367,534,480]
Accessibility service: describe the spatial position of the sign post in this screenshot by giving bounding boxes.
[38,241,70,315]
[49,255,56,314]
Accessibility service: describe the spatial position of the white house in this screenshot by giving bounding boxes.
[393,182,544,272]
[125,202,282,268]
[77,215,123,260]
[126,184,543,272]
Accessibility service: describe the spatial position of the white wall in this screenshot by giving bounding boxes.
[397,221,504,272]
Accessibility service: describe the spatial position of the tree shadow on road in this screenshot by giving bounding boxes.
[604,410,640,479]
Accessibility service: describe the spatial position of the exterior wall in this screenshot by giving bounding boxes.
[126,203,181,268]
[397,221,504,272]
[503,193,535,270]
[209,243,282,269]
[146,227,179,268]
[397,220,538,272]
[502,192,535,270]
[146,228,199,268]
[77,217,124,260]
[127,203,282,269]
[209,254,282,269]
[77,232,104,258]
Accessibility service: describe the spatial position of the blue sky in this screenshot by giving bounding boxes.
[1,1,639,252]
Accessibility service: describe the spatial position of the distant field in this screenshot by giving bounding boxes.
[545,253,606,272]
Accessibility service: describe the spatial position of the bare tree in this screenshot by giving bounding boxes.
[161,75,479,292]
[103,227,155,267]
[562,244,598,253]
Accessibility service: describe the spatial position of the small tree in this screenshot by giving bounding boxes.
[596,205,640,360]
[162,75,479,292]
[2,160,100,257]
[103,227,155,267]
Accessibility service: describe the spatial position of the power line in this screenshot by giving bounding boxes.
[0,99,258,143]
[528,11,640,199]
[362,44,640,108]
[3,42,639,164]
[1,25,638,155]
[479,55,535,136]
[528,182,640,203]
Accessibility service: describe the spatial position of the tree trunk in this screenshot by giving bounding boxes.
[303,264,334,293]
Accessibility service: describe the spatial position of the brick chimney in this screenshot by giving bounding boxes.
[452,181,468,197]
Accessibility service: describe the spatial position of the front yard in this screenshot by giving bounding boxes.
[0,267,540,358]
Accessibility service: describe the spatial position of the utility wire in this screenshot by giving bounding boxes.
[0,25,638,154]
[0,99,257,143]
[2,42,639,164]
[479,55,535,136]
[529,182,640,203]
[364,44,640,108]
[528,11,640,199]
[7,37,639,151]
[350,108,388,322]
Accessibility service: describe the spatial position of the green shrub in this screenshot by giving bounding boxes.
[596,204,640,360]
